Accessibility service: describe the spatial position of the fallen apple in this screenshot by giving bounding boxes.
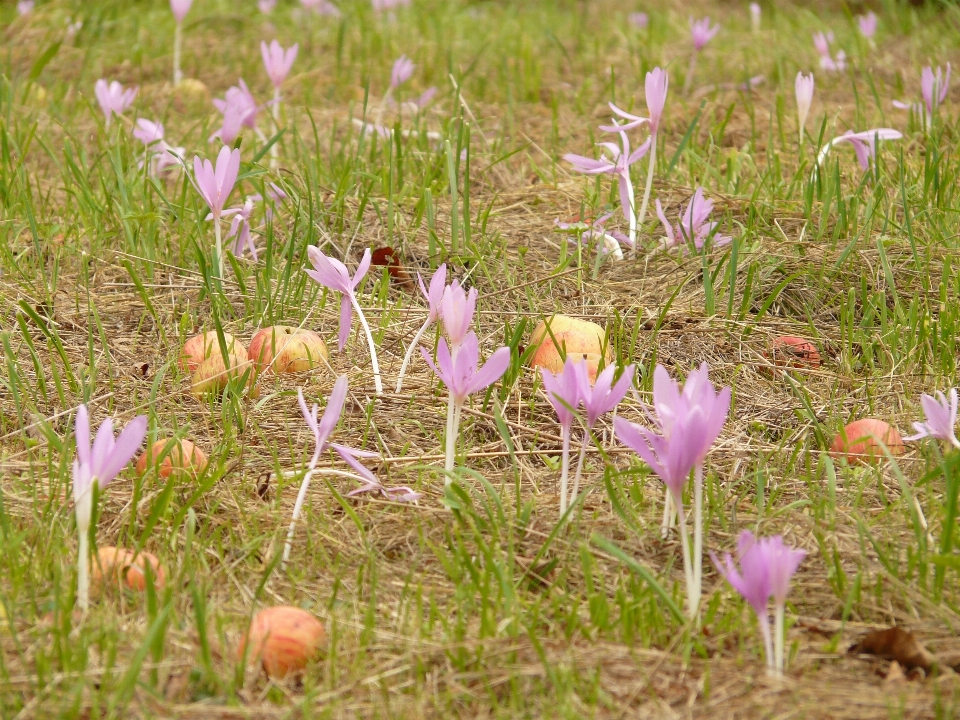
[135,438,208,478]
[191,351,257,397]
[248,325,328,374]
[767,336,821,369]
[181,331,247,373]
[90,547,167,593]
[238,606,327,679]
[830,419,905,462]
[529,315,613,382]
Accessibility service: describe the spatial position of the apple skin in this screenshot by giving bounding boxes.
[768,336,821,369]
[830,419,905,463]
[180,332,247,373]
[248,326,329,374]
[237,606,327,679]
[135,439,208,478]
[190,352,257,397]
[90,547,167,594]
[529,315,613,383]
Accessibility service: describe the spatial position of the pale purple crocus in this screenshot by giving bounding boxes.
[565,130,651,251]
[440,279,477,353]
[541,358,582,517]
[262,41,298,89]
[817,128,903,171]
[396,264,447,392]
[895,64,951,127]
[302,0,342,15]
[685,18,719,93]
[72,405,147,611]
[749,3,760,34]
[795,72,815,145]
[282,377,384,563]
[554,213,629,261]
[604,67,668,251]
[655,187,730,252]
[904,389,960,449]
[213,80,262,134]
[628,12,648,30]
[171,0,193,85]
[258,0,276,12]
[372,0,410,12]
[614,362,730,618]
[421,332,510,478]
[94,79,137,128]
[192,145,241,279]
[765,535,806,673]
[304,247,382,395]
[210,100,250,145]
[17,1,33,16]
[403,87,438,113]
[391,55,415,89]
[813,31,846,72]
[132,120,183,176]
[222,198,258,260]
[858,11,878,40]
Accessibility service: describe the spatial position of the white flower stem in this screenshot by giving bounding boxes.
[693,464,704,612]
[761,610,775,673]
[559,424,571,518]
[683,51,698,95]
[634,136,657,257]
[774,603,785,674]
[75,487,93,612]
[660,487,675,539]
[282,468,315,566]
[351,296,383,395]
[675,498,697,620]
[444,393,462,481]
[270,87,281,169]
[395,318,432,393]
[569,429,590,512]
[213,216,223,281]
[173,23,183,86]
[624,174,637,250]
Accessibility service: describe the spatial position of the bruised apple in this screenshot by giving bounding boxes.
[248,326,328,374]
[191,352,257,397]
[767,336,821,369]
[830,419,905,462]
[91,547,167,593]
[529,315,613,382]
[180,331,247,373]
[135,438,208,478]
[238,606,327,679]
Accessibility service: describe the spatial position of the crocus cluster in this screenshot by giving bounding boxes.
[894,64,951,128]
[655,187,729,252]
[133,119,184,176]
[813,31,846,72]
[615,363,730,618]
[211,80,263,145]
[305,247,383,395]
[817,128,903,171]
[73,406,147,610]
[905,388,960,449]
[94,79,137,128]
[192,145,241,279]
[712,532,805,674]
[554,213,628,261]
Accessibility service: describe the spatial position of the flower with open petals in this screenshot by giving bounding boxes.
[391,55,415,89]
[73,405,147,503]
[262,40,298,89]
[858,11,878,39]
[298,377,378,481]
[576,362,635,429]
[655,187,729,251]
[193,146,241,222]
[305,247,372,351]
[94,79,138,125]
[904,388,960,448]
[171,0,192,24]
[421,332,510,406]
[817,128,902,170]
[690,17,720,51]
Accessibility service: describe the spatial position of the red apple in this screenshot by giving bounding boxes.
[830,419,905,462]
[180,331,247,373]
[248,326,329,374]
[767,336,821,369]
[122,551,167,591]
[136,439,208,478]
[90,547,166,593]
[529,315,613,383]
[238,606,326,679]
[191,352,257,397]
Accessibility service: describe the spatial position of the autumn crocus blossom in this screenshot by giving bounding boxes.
[193,145,241,279]
[817,128,902,171]
[282,377,383,563]
[94,80,137,128]
[440,279,477,353]
[391,55,415,89]
[858,11,878,40]
[749,3,760,33]
[554,213,628,260]
[904,388,960,449]
[541,359,582,517]
[628,12,648,30]
[895,64,951,126]
[813,31,846,72]
[422,332,510,478]
[17,1,33,16]
[655,187,729,252]
[304,247,382,395]
[262,41,298,89]
[396,264,447,392]
[171,0,193,85]
[684,17,719,94]
[73,405,147,611]
[133,120,184,176]
[795,73,814,145]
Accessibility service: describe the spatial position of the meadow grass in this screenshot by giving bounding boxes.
[2,0,960,716]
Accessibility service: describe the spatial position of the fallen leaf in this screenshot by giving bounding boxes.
[370,247,414,289]
[850,627,934,671]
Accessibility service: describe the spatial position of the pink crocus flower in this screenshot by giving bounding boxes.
[210,101,249,145]
[403,87,437,113]
[170,0,192,24]
[894,64,951,126]
[813,31,846,72]
[213,80,261,130]
[690,17,720,50]
[372,0,410,11]
[440,279,478,352]
[396,264,447,392]
[421,332,511,477]
[282,376,385,563]
[304,247,383,395]
[904,389,960,449]
[302,0,342,15]
[541,358,582,517]
[73,405,147,611]
[132,120,184,176]
[795,72,814,144]
[259,0,276,12]
[749,3,760,33]
[93,79,137,127]
[628,12,648,30]
[261,40,298,89]
[193,145,241,278]
[858,11,878,39]
[554,213,629,260]
[565,131,651,250]
[655,187,730,252]
[391,55,415,89]
[817,128,903,170]
[222,198,258,260]
[171,0,192,85]
[17,1,34,16]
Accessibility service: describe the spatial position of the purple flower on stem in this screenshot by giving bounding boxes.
[896,64,951,127]
[813,31,846,72]
[262,41,298,89]
[170,0,192,23]
[541,358,582,517]
[817,128,902,171]
[555,213,629,261]
[212,80,262,137]
[614,362,730,619]
[94,79,137,128]
[904,389,960,448]
[282,376,385,564]
[421,332,510,478]
[858,11,878,40]
[17,1,33,16]
[396,264,447,392]
[219,198,258,260]
[564,131,651,251]
[440,279,477,353]
[750,3,761,34]
[655,187,729,252]
[133,120,183,176]
[795,73,814,145]
[403,87,438,113]
[171,0,193,85]
[304,247,382,395]
[391,55,415,89]
[192,145,241,279]
[373,0,410,12]
[259,0,276,12]
[73,405,147,611]
[684,18,719,94]
[628,12,648,30]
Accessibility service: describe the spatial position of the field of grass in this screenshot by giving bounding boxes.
[3,0,960,717]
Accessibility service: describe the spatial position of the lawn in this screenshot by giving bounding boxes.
[2,0,960,717]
